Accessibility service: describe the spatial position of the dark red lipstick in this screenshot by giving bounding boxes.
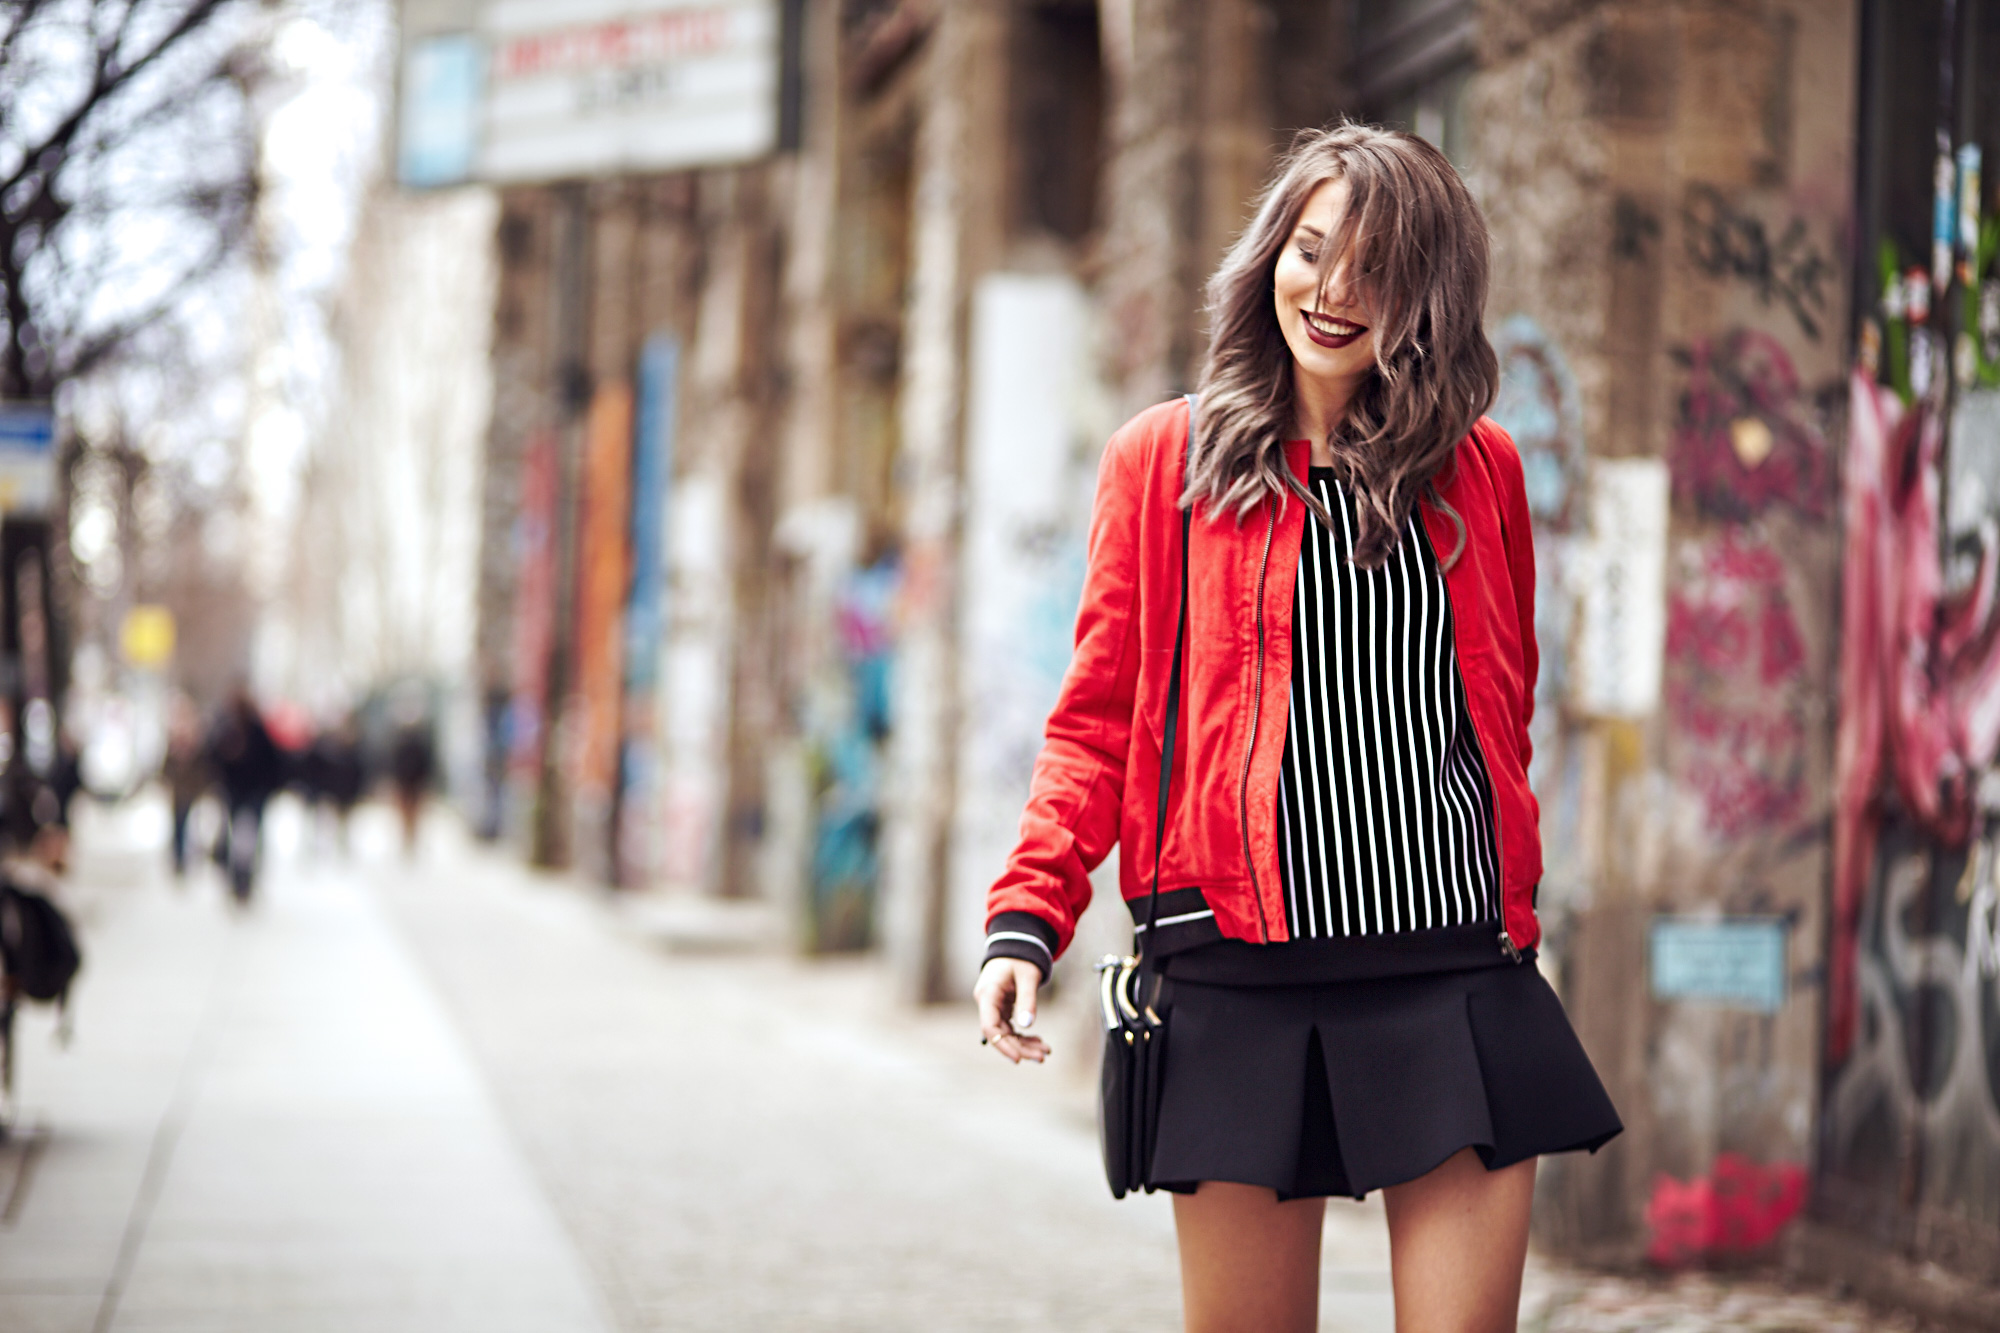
[1301,310,1367,349]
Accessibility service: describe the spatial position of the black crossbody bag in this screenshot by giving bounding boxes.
[1096,394,1194,1200]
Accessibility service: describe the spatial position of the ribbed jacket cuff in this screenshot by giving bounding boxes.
[982,911,1059,982]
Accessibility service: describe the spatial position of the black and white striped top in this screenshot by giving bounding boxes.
[1277,469,1501,940]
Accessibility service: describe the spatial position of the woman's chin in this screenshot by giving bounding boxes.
[1291,347,1369,385]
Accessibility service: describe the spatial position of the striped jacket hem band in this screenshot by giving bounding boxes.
[982,911,1061,981]
[984,930,1053,959]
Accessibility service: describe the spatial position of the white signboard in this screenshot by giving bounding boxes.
[1570,457,1669,717]
[478,0,778,182]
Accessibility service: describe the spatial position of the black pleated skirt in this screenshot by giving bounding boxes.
[1147,962,1621,1200]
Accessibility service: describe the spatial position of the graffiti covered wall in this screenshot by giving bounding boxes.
[1820,370,2000,1281]
[1822,820,2000,1282]
[1475,0,1860,1257]
[1663,331,1831,850]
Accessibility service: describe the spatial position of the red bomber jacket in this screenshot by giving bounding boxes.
[983,396,1543,978]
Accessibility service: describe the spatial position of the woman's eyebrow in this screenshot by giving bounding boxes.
[1295,225,1325,240]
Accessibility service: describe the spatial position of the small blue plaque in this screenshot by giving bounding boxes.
[1649,917,1788,1013]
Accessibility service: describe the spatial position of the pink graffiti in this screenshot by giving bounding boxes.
[1665,532,1810,839]
[1644,1154,1808,1267]
[1671,329,1834,521]
[1830,372,2000,1063]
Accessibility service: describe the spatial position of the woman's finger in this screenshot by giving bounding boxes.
[1011,965,1040,1031]
[1014,1032,1050,1059]
[974,959,1050,1061]
[990,1030,1048,1064]
[974,969,1013,1031]
[976,989,1003,1036]
[993,1025,1050,1061]
[974,962,1020,1025]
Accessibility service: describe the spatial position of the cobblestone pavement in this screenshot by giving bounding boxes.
[1527,1271,1930,1332]
[0,796,1952,1331]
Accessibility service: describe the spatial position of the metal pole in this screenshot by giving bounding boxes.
[530,184,592,868]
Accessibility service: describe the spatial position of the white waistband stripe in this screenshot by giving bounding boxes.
[1134,908,1216,932]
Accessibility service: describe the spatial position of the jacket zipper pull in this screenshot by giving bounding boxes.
[1498,928,1522,964]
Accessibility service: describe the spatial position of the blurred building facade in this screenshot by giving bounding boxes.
[269,184,496,716]
[399,0,2000,1313]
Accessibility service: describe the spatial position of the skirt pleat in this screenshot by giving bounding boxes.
[1147,962,1621,1200]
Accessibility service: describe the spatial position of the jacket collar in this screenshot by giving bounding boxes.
[1283,438,1311,485]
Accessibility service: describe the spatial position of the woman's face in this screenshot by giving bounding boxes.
[1271,179,1377,398]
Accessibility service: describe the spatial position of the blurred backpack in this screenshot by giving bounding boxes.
[0,879,81,1017]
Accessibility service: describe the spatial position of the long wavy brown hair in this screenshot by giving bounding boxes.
[1190,124,1499,569]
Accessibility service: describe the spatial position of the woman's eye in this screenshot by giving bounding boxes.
[1296,246,1318,264]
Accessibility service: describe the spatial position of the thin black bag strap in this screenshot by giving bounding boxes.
[1139,394,1196,967]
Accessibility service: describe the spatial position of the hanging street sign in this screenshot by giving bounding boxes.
[0,402,56,514]
[397,1,781,188]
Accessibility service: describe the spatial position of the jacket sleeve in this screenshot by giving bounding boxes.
[1489,422,1539,770]
[983,425,1150,969]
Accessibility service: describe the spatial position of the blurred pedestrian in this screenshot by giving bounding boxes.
[973,125,1620,1332]
[207,687,282,904]
[304,715,365,856]
[161,694,208,878]
[33,714,80,877]
[0,700,35,861]
[1,700,79,877]
[389,717,434,858]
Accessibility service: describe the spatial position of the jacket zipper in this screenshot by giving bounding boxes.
[1476,646,1522,961]
[1427,508,1522,964]
[1455,666,1521,963]
[1237,507,1276,943]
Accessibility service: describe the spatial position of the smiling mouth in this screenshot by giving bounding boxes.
[1302,310,1367,349]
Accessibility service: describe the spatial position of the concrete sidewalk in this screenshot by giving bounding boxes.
[371,816,1247,1330]
[0,798,612,1333]
[0,799,1355,1331]
[0,796,1937,1332]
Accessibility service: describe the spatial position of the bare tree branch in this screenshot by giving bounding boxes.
[0,0,60,101]
[1,0,258,397]
[1,0,234,198]
[63,238,240,382]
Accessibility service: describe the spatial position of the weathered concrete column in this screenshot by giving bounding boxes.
[1094,0,1203,420]
[878,2,1008,1003]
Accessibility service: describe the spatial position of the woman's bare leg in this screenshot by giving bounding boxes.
[1173,1182,1325,1333]
[1382,1148,1536,1333]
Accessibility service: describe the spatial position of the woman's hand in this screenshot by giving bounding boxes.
[974,957,1050,1064]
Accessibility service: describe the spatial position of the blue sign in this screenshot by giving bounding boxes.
[0,402,55,512]
[625,334,680,693]
[1649,917,1789,1014]
[399,34,484,188]
[0,402,53,452]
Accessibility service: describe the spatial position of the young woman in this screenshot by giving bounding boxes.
[973,124,1620,1333]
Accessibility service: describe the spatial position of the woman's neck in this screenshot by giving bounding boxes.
[1294,372,1362,467]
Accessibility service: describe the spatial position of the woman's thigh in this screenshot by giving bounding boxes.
[1172,1182,1325,1333]
[1382,1148,1535,1333]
